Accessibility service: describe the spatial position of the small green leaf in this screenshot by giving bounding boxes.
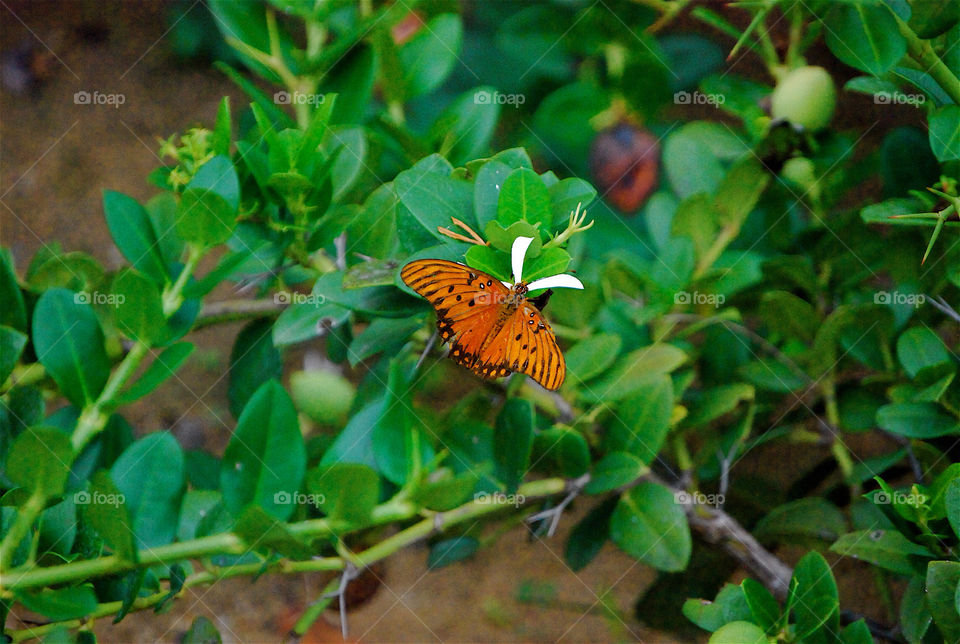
[400,14,462,97]
[825,3,906,77]
[532,426,589,477]
[211,97,231,155]
[112,270,165,343]
[741,578,779,633]
[522,248,571,283]
[83,470,137,561]
[876,402,960,438]
[307,463,379,525]
[103,191,169,283]
[183,615,222,644]
[228,319,282,418]
[7,427,72,497]
[830,529,932,575]
[233,505,313,558]
[187,155,239,210]
[789,551,839,639]
[565,497,616,571]
[427,536,478,569]
[929,105,960,162]
[586,344,687,403]
[754,498,846,545]
[0,325,27,384]
[497,168,552,233]
[221,380,306,521]
[926,560,960,642]
[606,376,674,463]
[16,585,98,621]
[897,327,952,378]
[0,251,27,331]
[494,398,534,493]
[585,452,648,494]
[176,189,236,247]
[564,334,621,383]
[549,178,596,229]
[708,621,768,643]
[900,576,932,643]
[32,289,111,407]
[474,160,513,230]
[111,432,185,549]
[610,482,691,572]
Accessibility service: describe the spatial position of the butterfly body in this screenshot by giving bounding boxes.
[401,259,565,390]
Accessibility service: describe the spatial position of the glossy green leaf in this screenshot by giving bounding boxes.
[111,432,184,549]
[564,334,622,384]
[708,621,768,643]
[83,470,137,561]
[187,155,240,210]
[825,3,907,76]
[754,498,846,545]
[926,560,960,642]
[531,426,589,477]
[394,155,474,241]
[176,189,236,247]
[606,375,673,463]
[307,463,379,525]
[897,327,952,378]
[610,482,691,572]
[0,251,27,331]
[221,380,305,521]
[789,551,839,639]
[585,452,648,494]
[565,497,616,571]
[103,191,168,283]
[586,344,686,403]
[428,536,479,569]
[740,578,779,633]
[494,398,534,493]
[830,528,932,575]
[0,325,27,384]
[16,585,98,621]
[400,14,462,97]
[32,289,111,407]
[497,168,552,233]
[901,575,932,642]
[876,402,960,438]
[233,505,313,558]
[228,319,282,418]
[112,270,165,343]
[929,105,960,162]
[7,426,72,497]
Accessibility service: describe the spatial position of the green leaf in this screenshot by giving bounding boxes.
[176,189,236,247]
[897,327,952,378]
[663,123,732,198]
[760,291,818,343]
[115,343,194,405]
[484,220,542,256]
[610,482,691,572]
[211,97,231,155]
[708,621,768,643]
[494,398,534,493]
[413,470,478,511]
[474,160,513,230]
[221,380,306,521]
[497,168,552,233]
[876,402,960,438]
[228,319,282,418]
[0,251,27,331]
[740,578,779,633]
[82,470,137,561]
[327,126,367,202]
[549,177,596,229]
[586,344,686,403]
[900,575,932,642]
[432,87,500,167]
[306,463,379,525]
[112,270,165,343]
[738,359,807,393]
[825,3,907,77]
[606,375,673,463]
[683,584,752,633]
[343,258,402,290]
[522,248,572,283]
[532,426,590,477]
[464,244,512,282]
[565,497,617,571]
[7,427,72,497]
[830,528,932,575]
[926,560,960,642]
[564,334,622,383]
[187,155,240,210]
[947,479,960,539]
[16,585,98,621]
[183,615,222,644]
[103,191,169,284]
[233,505,313,558]
[789,551,839,639]
[394,154,474,241]
[929,105,960,162]
[111,432,185,549]
[754,498,846,545]
[400,14,462,97]
[177,490,221,541]
[682,383,754,429]
[272,299,349,347]
[427,536,478,569]
[585,452,648,494]
[713,158,769,229]
[32,288,111,406]
[0,325,27,384]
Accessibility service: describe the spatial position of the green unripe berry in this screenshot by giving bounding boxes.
[771,66,837,132]
[290,370,356,426]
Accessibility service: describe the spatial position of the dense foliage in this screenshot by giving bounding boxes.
[2,0,960,642]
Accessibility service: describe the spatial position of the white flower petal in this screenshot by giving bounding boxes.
[511,236,534,284]
[526,274,584,291]
[501,280,513,288]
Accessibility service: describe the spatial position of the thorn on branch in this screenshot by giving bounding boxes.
[323,561,360,639]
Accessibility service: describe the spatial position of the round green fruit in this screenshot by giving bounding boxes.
[290,369,356,425]
[771,66,837,132]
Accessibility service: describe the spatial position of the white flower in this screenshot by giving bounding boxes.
[504,236,584,291]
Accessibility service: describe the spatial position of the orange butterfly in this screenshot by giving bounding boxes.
[401,237,583,391]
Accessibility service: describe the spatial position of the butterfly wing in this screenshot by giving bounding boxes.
[401,259,510,371]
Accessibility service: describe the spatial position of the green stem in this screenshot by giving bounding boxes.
[897,17,960,105]
[0,492,46,572]
[162,244,204,316]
